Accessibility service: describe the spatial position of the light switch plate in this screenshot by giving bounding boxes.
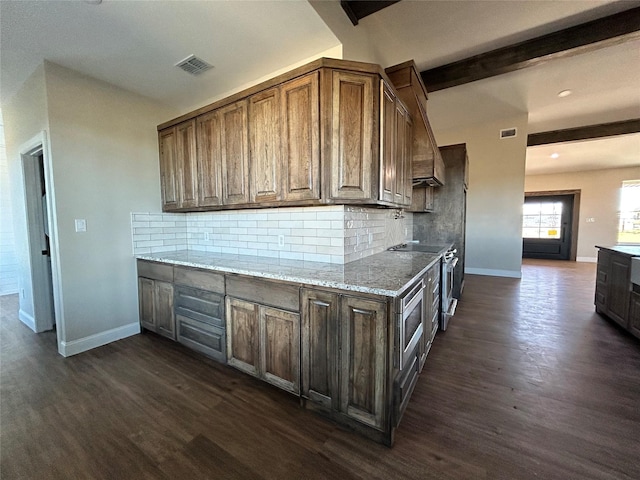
[75,219,87,232]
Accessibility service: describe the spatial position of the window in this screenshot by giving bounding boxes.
[618,180,640,245]
[522,201,562,239]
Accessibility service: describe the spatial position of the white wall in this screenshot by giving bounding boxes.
[0,110,19,295]
[3,62,176,354]
[3,64,49,320]
[309,0,383,64]
[434,115,529,278]
[42,62,176,350]
[525,166,640,261]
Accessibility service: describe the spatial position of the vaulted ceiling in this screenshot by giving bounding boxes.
[1,0,638,175]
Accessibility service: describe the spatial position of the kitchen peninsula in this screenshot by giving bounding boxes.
[137,248,443,445]
[136,56,453,445]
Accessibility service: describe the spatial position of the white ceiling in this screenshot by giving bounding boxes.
[0,1,339,111]
[1,0,638,175]
[526,133,640,176]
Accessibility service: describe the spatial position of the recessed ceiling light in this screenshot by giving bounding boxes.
[557,90,572,98]
[550,153,560,159]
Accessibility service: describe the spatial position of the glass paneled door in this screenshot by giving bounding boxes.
[522,194,574,260]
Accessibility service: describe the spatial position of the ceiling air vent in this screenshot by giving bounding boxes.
[175,55,213,76]
[500,127,517,139]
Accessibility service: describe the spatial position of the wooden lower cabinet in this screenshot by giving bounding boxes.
[301,289,339,409]
[340,295,388,430]
[419,262,440,371]
[629,290,640,338]
[594,248,640,338]
[227,297,300,395]
[302,289,389,432]
[138,261,175,340]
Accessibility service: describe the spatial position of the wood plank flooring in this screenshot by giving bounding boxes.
[1,259,639,479]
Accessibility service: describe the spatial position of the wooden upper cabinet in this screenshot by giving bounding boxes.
[380,82,396,204]
[157,60,419,211]
[385,61,445,187]
[159,128,179,211]
[219,101,250,205]
[329,70,376,201]
[249,87,282,203]
[403,109,413,206]
[281,72,321,201]
[196,112,223,207]
[176,120,198,209]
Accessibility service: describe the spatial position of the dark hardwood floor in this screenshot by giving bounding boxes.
[1,259,639,479]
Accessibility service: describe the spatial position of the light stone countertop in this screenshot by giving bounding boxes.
[596,245,640,257]
[136,249,441,297]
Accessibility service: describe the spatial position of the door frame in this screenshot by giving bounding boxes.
[19,131,65,348]
[524,189,581,261]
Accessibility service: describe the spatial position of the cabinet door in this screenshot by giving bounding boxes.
[340,296,387,430]
[196,111,223,207]
[176,120,198,209]
[220,101,250,205]
[301,289,339,408]
[154,280,175,340]
[329,71,376,201]
[595,250,610,312]
[393,98,408,205]
[260,306,300,394]
[281,72,320,201]
[629,291,640,339]
[379,81,395,204]
[139,277,156,331]
[403,109,413,206]
[249,87,281,203]
[608,255,630,327]
[227,297,260,376]
[159,128,178,211]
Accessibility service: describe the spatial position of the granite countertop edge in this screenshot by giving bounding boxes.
[136,250,441,297]
[596,245,640,257]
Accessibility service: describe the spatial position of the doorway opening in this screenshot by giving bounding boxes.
[522,190,581,261]
[21,139,57,334]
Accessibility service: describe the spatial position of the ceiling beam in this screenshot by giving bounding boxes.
[341,0,401,26]
[421,7,640,92]
[527,119,640,146]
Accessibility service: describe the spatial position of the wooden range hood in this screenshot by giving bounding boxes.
[385,61,445,187]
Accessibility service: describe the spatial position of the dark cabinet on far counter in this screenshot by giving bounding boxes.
[595,246,640,339]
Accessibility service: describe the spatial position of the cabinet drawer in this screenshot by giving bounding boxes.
[174,266,225,294]
[176,315,226,363]
[137,260,173,282]
[175,286,224,328]
[226,275,299,311]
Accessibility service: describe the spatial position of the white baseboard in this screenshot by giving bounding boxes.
[59,322,140,357]
[577,256,597,263]
[18,309,37,332]
[465,267,522,279]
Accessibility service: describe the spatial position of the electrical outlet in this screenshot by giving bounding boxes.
[204,232,210,241]
[278,234,285,247]
[368,233,373,244]
[74,219,87,233]
[586,217,596,223]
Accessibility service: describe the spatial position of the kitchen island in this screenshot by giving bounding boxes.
[595,245,640,339]
[136,249,442,445]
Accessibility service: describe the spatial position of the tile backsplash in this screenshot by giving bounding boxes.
[131,206,412,264]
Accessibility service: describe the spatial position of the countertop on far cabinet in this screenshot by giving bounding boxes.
[596,245,640,257]
[136,249,441,297]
